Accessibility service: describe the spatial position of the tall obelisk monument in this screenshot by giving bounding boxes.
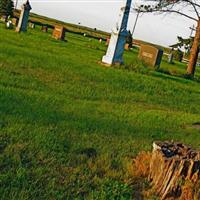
[102,0,132,66]
[16,0,32,32]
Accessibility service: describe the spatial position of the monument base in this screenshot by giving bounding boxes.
[102,55,113,66]
[15,27,20,32]
[100,61,122,68]
[100,61,112,67]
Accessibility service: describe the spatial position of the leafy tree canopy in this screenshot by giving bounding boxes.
[0,0,14,18]
[170,36,194,50]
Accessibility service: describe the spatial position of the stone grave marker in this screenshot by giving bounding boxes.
[52,26,66,40]
[124,43,130,50]
[106,38,110,46]
[16,0,32,32]
[29,22,35,29]
[139,45,163,68]
[102,0,132,65]
[12,18,18,26]
[168,53,174,64]
[168,48,174,64]
[6,21,13,29]
[41,25,48,32]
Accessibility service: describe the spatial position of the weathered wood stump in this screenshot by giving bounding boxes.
[149,141,200,200]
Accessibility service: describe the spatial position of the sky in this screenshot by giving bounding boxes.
[17,0,197,47]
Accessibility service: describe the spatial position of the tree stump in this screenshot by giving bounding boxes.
[149,141,200,200]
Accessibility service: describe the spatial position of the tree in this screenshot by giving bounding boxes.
[134,0,200,77]
[170,36,194,56]
[171,36,193,50]
[0,0,14,19]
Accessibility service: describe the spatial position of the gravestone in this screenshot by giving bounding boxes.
[168,53,173,64]
[52,26,66,40]
[139,45,163,68]
[41,25,48,32]
[106,37,110,46]
[102,0,132,66]
[12,18,18,26]
[6,21,13,29]
[16,0,32,32]
[124,43,130,50]
[168,48,174,64]
[29,22,35,29]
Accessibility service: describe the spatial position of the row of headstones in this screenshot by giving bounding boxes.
[4,0,170,68]
[1,0,66,41]
[4,20,66,41]
[3,1,103,42]
[4,1,134,45]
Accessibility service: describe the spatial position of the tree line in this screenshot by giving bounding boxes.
[0,0,14,19]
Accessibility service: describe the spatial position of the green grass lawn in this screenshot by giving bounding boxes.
[1,22,200,199]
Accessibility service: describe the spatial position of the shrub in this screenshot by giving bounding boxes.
[0,0,14,19]
[173,49,184,62]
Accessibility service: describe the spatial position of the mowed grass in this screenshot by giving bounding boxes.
[1,21,200,199]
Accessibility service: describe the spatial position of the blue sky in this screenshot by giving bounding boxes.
[17,0,197,47]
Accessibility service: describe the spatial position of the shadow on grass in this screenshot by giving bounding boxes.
[122,58,200,84]
[124,59,200,84]
[154,68,200,84]
[0,87,143,137]
[132,179,145,200]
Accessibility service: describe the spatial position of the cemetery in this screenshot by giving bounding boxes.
[1,0,200,199]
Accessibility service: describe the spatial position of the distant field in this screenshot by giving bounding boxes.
[1,21,200,199]
[14,10,110,40]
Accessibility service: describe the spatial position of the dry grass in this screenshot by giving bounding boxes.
[179,181,194,200]
[132,151,152,177]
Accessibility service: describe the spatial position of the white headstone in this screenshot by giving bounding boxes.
[102,0,132,65]
[6,21,13,29]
